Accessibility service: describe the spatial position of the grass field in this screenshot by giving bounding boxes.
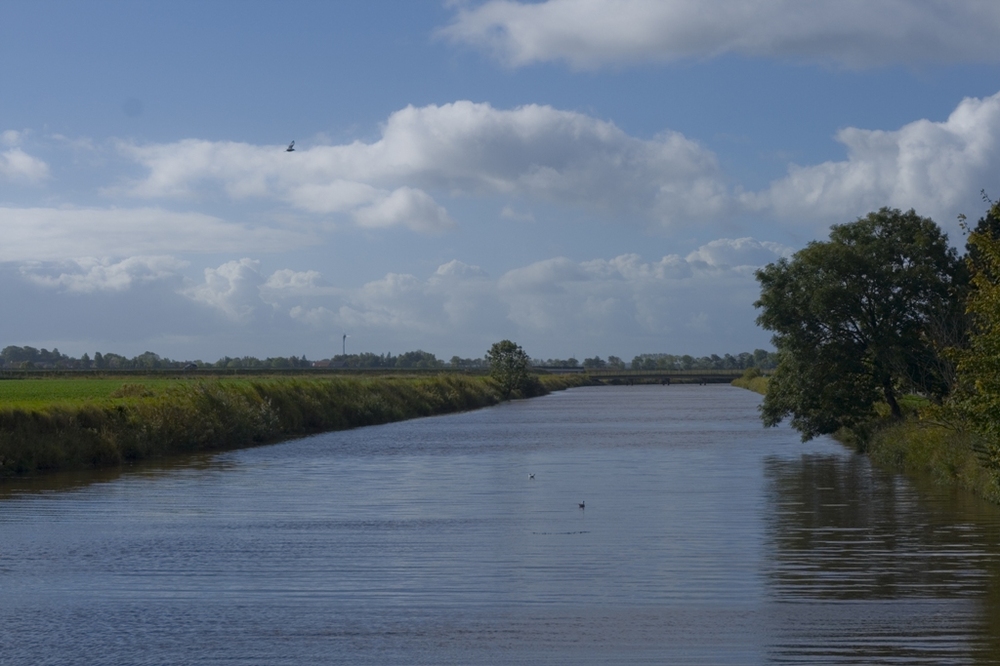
[0,378,180,407]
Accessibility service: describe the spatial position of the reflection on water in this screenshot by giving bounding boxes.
[2,385,1000,664]
[764,453,1000,664]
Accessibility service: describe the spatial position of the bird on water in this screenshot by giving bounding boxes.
[286,140,295,152]
[528,473,535,479]
[578,501,585,509]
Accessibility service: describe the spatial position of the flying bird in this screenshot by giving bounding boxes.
[286,140,295,152]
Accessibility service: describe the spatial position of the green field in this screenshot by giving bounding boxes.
[0,378,181,407]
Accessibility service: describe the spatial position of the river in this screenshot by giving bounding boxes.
[2,385,1000,664]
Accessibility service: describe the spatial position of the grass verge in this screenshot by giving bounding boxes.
[730,374,1000,504]
[0,373,591,478]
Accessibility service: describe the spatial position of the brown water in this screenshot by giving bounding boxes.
[2,385,1000,664]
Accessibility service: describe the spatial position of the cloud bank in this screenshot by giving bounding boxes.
[0,207,313,262]
[119,101,728,231]
[747,91,1000,228]
[440,0,1000,69]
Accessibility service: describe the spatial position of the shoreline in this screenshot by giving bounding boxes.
[731,377,1000,505]
[0,373,591,479]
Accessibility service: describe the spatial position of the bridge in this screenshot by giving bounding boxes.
[541,368,744,385]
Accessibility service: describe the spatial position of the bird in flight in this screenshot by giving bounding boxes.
[286,140,295,152]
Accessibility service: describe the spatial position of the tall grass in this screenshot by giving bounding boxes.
[0,373,590,477]
[730,370,1000,503]
[730,368,769,394]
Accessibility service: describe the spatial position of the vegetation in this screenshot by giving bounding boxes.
[0,372,590,477]
[743,199,1000,505]
[731,367,769,394]
[486,339,534,399]
[755,208,966,441]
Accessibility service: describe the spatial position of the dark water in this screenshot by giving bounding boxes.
[3,385,1000,665]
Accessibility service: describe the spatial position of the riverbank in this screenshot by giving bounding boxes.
[0,373,591,478]
[731,375,1000,504]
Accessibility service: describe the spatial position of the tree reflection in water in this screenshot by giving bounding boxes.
[763,452,1000,664]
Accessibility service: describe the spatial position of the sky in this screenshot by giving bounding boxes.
[3,0,1000,363]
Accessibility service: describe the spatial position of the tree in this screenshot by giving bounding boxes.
[486,339,531,399]
[755,208,966,441]
[946,201,1000,443]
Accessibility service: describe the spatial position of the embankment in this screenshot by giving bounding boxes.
[731,375,1000,503]
[0,373,590,478]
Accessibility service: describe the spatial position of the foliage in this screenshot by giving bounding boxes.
[755,208,966,441]
[629,350,777,371]
[731,367,769,395]
[946,201,1000,445]
[486,340,532,399]
[866,420,1000,505]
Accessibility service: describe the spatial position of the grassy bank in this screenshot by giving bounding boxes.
[0,373,590,478]
[730,373,1000,503]
[866,421,1000,503]
[731,369,769,394]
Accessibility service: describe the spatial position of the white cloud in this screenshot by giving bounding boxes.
[20,256,188,293]
[495,240,786,335]
[0,148,49,182]
[0,240,784,359]
[439,0,1000,69]
[0,207,313,262]
[685,238,793,269]
[353,186,455,232]
[287,241,787,345]
[1,130,24,147]
[182,258,265,322]
[744,91,1000,229]
[118,101,728,231]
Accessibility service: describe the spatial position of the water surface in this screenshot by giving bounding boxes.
[2,385,1000,664]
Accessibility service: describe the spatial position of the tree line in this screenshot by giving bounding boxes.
[754,202,1000,447]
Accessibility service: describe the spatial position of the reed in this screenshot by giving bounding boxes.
[0,373,590,477]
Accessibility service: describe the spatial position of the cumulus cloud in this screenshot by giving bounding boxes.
[685,238,793,269]
[439,0,1000,69]
[0,207,313,262]
[0,148,49,182]
[118,101,728,230]
[20,256,188,293]
[744,91,1000,229]
[1,240,785,358]
[182,258,265,322]
[353,186,454,232]
[495,240,787,335]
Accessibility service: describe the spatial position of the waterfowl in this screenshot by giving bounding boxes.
[286,140,295,152]
[578,501,585,509]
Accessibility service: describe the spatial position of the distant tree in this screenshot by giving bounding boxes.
[607,355,626,370]
[755,208,967,440]
[486,340,532,399]
[582,356,606,369]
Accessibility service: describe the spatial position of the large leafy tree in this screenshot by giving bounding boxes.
[947,201,1000,443]
[755,208,966,440]
[486,339,531,399]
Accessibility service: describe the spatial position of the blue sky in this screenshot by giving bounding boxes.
[3,0,1000,362]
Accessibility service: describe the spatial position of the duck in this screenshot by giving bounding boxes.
[286,140,295,152]
[578,500,585,509]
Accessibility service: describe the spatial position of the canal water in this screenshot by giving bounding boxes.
[2,385,1000,664]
